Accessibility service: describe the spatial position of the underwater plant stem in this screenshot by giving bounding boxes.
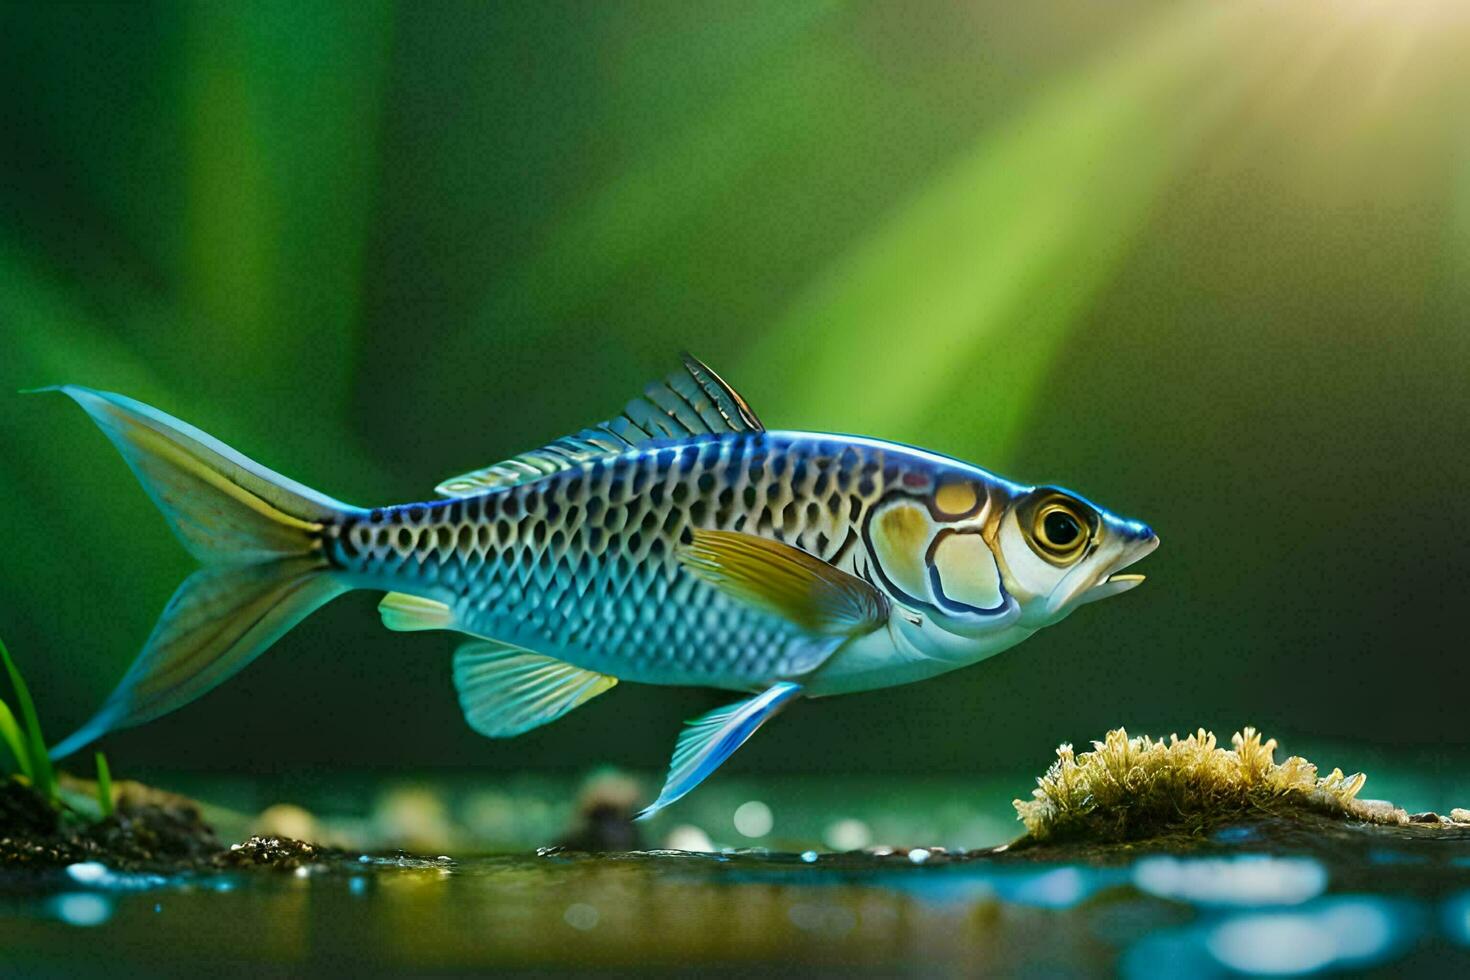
[94,751,114,819]
[0,698,32,779]
[0,635,55,802]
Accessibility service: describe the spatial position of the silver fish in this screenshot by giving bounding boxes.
[39,356,1157,816]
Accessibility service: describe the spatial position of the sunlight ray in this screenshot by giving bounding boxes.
[737,3,1307,463]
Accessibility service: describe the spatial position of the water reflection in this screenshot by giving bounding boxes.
[65,861,169,891]
[0,841,1463,973]
[1205,897,1411,975]
[563,902,600,930]
[856,861,1127,908]
[1133,855,1328,907]
[47,892,113,927]
[1443,891,1470,945]
[997,866,1093,908]
[787,900,857,936]
[1125,896,1415,978]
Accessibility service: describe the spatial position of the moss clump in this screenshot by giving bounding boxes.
[1014,727,1408,843]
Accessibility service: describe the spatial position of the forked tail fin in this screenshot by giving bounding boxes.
[38,386,360,759]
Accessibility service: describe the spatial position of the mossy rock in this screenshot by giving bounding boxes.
[1010,726,1466,849]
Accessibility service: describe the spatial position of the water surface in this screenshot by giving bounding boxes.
[5,822,1470,976]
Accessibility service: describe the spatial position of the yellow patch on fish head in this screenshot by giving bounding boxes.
[933,477,983,519]
[878,499,929,550]
[870,499,937,602]
[928,531,1004,611]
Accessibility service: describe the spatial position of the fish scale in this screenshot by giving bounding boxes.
[327,433,902,687]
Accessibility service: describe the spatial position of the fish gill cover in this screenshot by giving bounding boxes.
[1013,727,1424,843]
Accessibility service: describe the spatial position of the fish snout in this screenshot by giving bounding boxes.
[1096,528,1159,593]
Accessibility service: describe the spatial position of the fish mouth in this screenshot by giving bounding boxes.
[1104,572,1146,587]
[1077,573,1144,605]
[1043,532,1160,614]
[1078,534,1159,604]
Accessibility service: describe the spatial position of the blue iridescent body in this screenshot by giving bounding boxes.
[39,357,1157,816]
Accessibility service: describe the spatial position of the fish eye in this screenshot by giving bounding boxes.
[1024,495,1093,564]
[1042,509,1081,548]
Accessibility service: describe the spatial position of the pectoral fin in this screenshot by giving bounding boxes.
[453,640,617,738]
[677,529,887,635]
[637,682,802,820]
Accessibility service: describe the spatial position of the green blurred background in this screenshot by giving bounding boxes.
[1,0,1467,784]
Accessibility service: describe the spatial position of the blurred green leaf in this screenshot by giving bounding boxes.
[0,698,31,779]
[0,634,54,803]
[95,751,115,819]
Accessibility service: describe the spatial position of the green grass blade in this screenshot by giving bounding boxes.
[0,635,55,803]
[94,751,114,819]
[0,697,32,779]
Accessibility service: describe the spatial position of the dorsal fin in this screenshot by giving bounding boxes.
[436,354,763,498]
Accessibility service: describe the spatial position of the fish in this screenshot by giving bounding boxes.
[36,355,1158,817]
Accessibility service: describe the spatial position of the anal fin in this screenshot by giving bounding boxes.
[453,640,617,738]
[379,592,454,632]
[638,682,802,821]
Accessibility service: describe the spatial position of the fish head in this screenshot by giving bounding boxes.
[857,464,1157,667]
[860,466,1155,658]
[991,484,1159,628]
